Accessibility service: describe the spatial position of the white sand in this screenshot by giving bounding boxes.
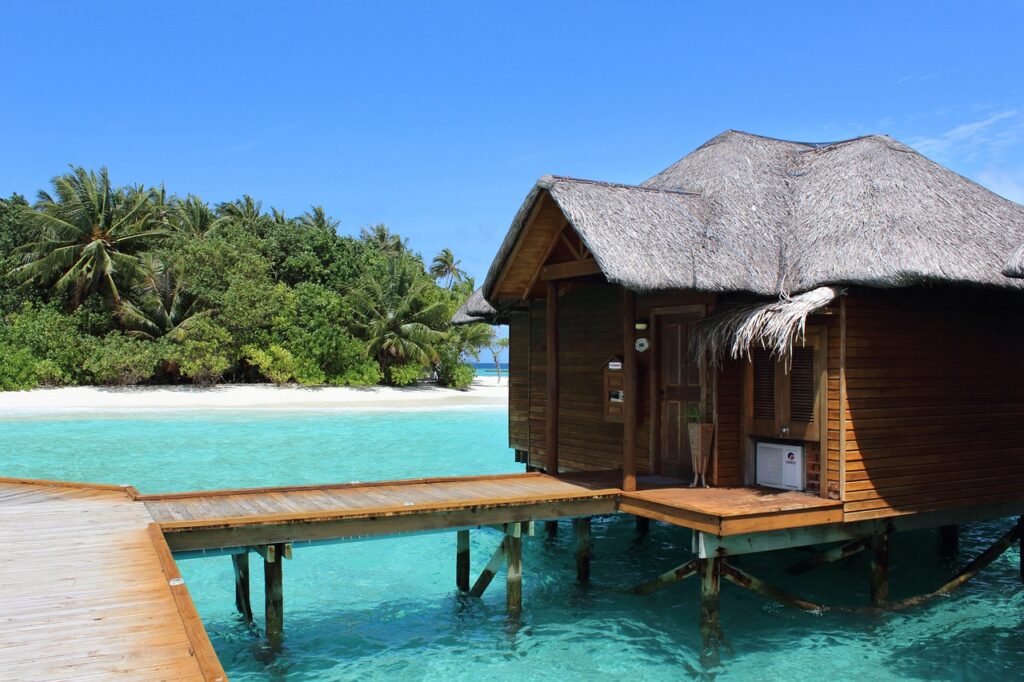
[0,377,508,414]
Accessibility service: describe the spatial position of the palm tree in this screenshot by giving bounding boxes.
[217,195,263,224]
[489,336,509,384]
[350,253,447,383]
[301,205,339,232]
[9,166,167,307]
[429,248,467,288]
[170,195,226,238]
[359,223,406,254]
[117,254,210,340]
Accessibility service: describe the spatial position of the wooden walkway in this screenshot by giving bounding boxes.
[0,479,224,682]
[0,471,845,679]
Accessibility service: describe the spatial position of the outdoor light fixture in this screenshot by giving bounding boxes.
[634,320,649,331]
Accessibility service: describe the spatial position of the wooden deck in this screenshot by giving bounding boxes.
[0,479,224,682]
[0,470,845,679]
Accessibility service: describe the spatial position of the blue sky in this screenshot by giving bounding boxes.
[1,1,1022,285]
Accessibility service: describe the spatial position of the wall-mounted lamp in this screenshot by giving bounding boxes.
[634,320,649,331]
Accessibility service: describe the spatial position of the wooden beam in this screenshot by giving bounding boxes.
[870,534,889,607]
[722,561,824,611]
[622,288,638,492]
[253,544,276,563]
[506,523,523,615]
[546,280,559,475]
[523,220,571,298]
[456,530,470,592]
[559,231,580,260]
[574,517,591,583]
[232,552,253,623]
[786,538,868,575]
[264,543,284,647]
[540,259,602,281]
[469,536,508,597]
[631,558,700,596]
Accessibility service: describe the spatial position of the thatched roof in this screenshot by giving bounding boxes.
[1004,243,1024,279]
[451,288,501,325]
[483,130,1024,303]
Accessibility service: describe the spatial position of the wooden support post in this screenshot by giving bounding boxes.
[232,551,253,623]
[700,558,722,648]
[546,280,559,475]
[636,515,650,536]
[264,543,284,646]
[722,561,824,611]
[870,533,889,608]
[457,530,470,592]
[1020,516,1023,582]
[622,288,637,492]
[939,525,959,555]
[506,523,523,615]
[545,519,558,538]
[574,517,592,583]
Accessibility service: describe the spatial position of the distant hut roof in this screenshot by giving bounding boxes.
[483,130,1024,303]
[451,288,502,325]
[1004,243,1024,279]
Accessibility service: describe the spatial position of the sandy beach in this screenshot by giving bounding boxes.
[0,376,508,414]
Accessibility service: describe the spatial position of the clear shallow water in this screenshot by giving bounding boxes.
[2,408,1022,681]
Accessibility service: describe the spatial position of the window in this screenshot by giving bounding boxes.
[748,326,826,442]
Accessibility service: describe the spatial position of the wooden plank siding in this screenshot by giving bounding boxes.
[839,287,1024,522]
[508,311,530,451]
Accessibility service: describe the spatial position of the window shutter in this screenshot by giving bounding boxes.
[752,348,775,422]
[789,347,816,424]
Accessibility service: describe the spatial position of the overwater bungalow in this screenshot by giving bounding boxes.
[457,129,1024,624]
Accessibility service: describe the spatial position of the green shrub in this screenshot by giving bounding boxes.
[242,344,297,385]
[447,362,476,390]
[0,303,91,383]
[33,359,70,386]
[171,317,233,384]
[0,343,38,391]
[388,362,425,387]
[83,333,163,386]
[333,361,382,387]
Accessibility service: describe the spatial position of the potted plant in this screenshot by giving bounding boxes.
[686,403,714,488]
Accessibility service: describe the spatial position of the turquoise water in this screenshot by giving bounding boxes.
[2,407,1022,681]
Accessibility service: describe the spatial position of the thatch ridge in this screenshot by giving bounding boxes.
[451,288,500,325]
[482,130,1024,304]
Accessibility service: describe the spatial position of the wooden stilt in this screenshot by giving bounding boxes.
[635,516,650,536]
[506,523,523,615]
[264,543,284,646]
[545,519,558,538]
[939,525,959,555]
[699,558,722,648]
[456,530,470,592]
[574,517,591,583]
[1019,516,1022,582]
[631,558,700,595]
[786,538,867,575]
[232,551,253,622]
[869,533,889,607]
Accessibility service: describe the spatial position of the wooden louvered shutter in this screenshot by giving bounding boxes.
[751,348,777,436]
[783,328,825,441]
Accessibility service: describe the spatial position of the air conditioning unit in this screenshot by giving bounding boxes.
[755,442,805,491]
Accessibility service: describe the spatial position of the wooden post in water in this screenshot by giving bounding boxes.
[1019,516,1023,581]
[506,523,523,615]
[635,516,650,537]
[622,288,638,493]
[232,551,253,623]
[939,525,959,555]
[264,543,284,646]
[700,557,722,648]
[457,530,471,592]
[545,519,558,538]
[574,517,591,583]
[870,533,890,607]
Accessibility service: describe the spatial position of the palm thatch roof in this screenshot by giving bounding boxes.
[452,288,502,325]
[483,130,1024,302]
[1004,243,1024,279]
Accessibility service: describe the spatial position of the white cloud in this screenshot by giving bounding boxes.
[909,109,1022,162]
[976,168,1024,203]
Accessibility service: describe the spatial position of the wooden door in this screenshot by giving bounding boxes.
[658,314,703,477]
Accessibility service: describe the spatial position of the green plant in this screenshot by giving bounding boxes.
[388,361,425,387]
[82,333,163,385]
[448,362,475,390]
[686,403,705,423]
[171,316,233,384]
[0,343,38,391]
[242,344,297,385]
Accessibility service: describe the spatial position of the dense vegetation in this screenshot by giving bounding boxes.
[0,167,497,391]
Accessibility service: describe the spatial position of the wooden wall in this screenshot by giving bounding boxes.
[508,311,530,452]
[840,287,1024,521]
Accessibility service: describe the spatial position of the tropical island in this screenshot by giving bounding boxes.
[0,167,503,393]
